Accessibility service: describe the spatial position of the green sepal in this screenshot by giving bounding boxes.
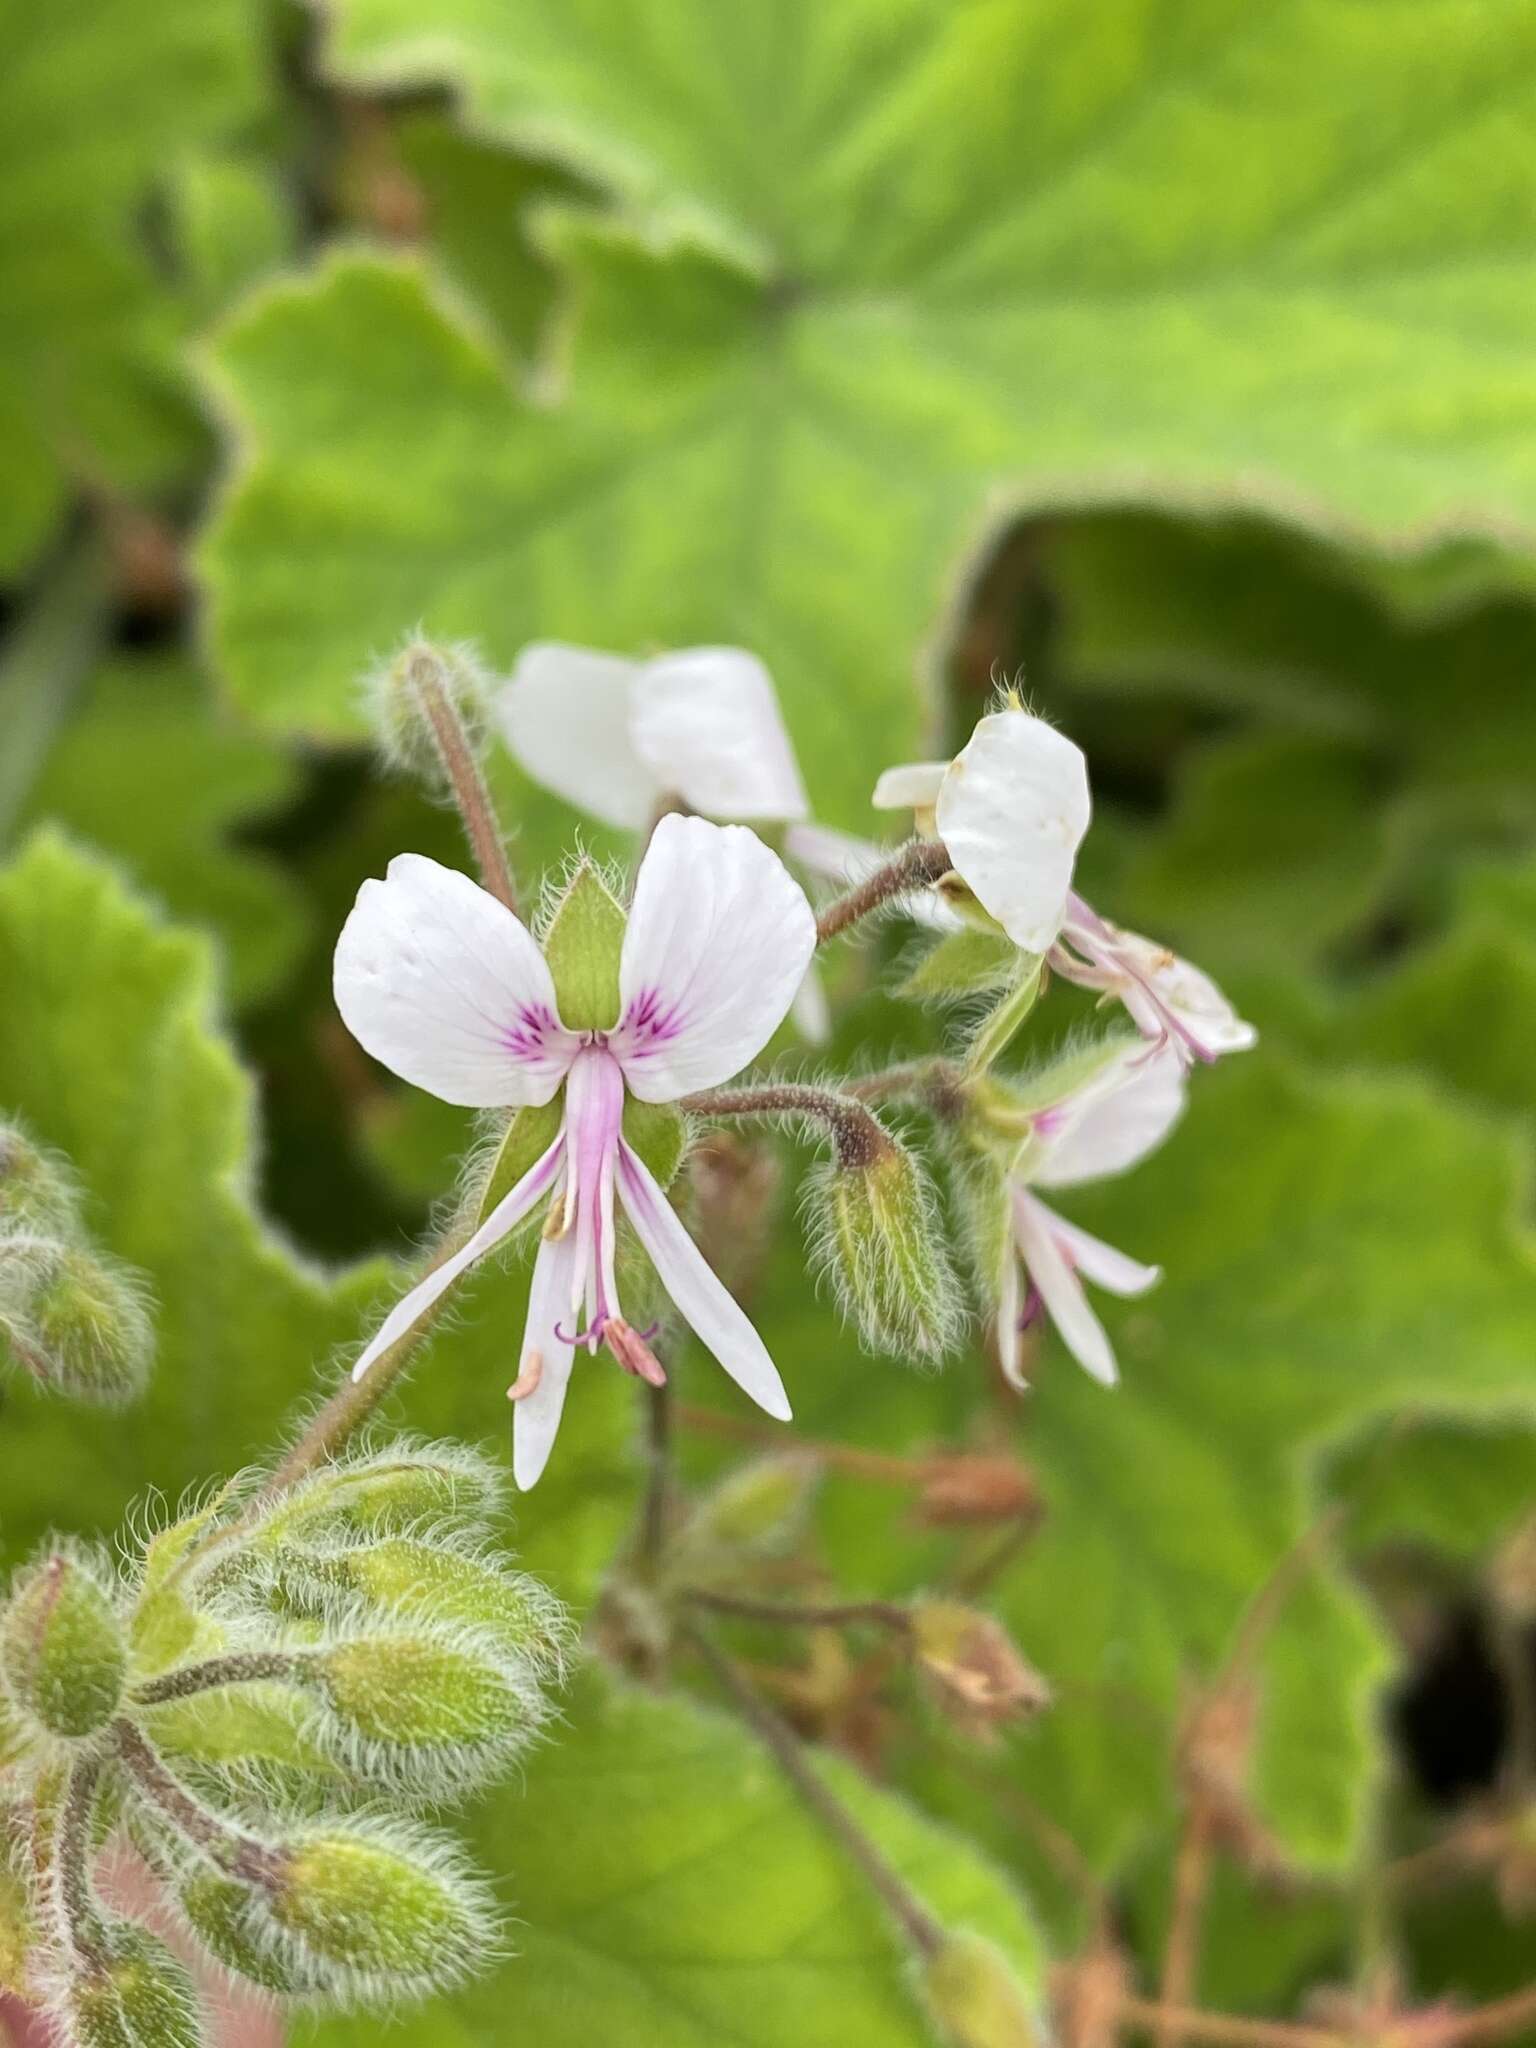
[474,1097,564,1225]
[622,1097,687,1191]
[1,1553,126,1739]
[68,1925,203,2048]
[902,928,1019,1001]
[177,1870,325,1997]
[542,859,624,1029]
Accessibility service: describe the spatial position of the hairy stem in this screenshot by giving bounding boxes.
[111,1720,285,1890]
[686,1622,942,1961]
[682,1083,891,1169]
[0,524,114,840]
[406,650,519,915]
[51,1757,108,1972]
[815,840,952,945]
[636,1375,675,1573]
[133,1651,305,1708]
[1157,1798,1216,2048]
[686,1588,913,1633]
[962,961,1044,1077]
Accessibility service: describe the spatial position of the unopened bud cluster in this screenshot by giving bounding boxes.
[0,1437,566,2042]
[0,1121,154,1406]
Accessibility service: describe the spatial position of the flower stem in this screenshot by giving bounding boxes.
[50,1757,108,1972]
[685,1621,943,1962]
[815,840,952,945]
[635,1375,675,1573]
[111,1720,285,1890]
[0,523,114,840]
[685,1588,913,1633]
[133,1651,305,1707]
[405,648,519,915]
[682,1083,892,1168]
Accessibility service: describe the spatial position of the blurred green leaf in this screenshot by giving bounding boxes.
[298,1666,1043,2048]
[0,0,270,576]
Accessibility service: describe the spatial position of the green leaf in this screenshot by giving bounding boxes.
[0,0,269,575]
[296,1668,1043,2048]
[16,653,307,1006]
[205,5,1536,807]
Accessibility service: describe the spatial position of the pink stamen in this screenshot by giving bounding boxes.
[603,1317,667,1386]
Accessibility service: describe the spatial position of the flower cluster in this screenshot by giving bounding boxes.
[0,1440,566,2043]
[341,640,1256,1482]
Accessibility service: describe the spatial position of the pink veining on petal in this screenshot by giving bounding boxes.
[501,1001,567,1061]
[610,984,688,1068]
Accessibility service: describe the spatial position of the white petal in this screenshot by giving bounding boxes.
[1047,1213,1161,1297]
[512,1232,581,1490]
[783,821,958,932]
[872,762,948,811]
[334,854,580,1106]
[610,815,816,1102]
[790,963,833,1045]
[631,648,808,821]
[935,711,1091,952]
[1013,1191,1118,1386]
[996,1250,1027,1390]
[616,1140,791,1419]
[1034,1044,1187,1188]
[350,1132,566,1382]
[498,643,657,829]
[1133,943,1258,1056]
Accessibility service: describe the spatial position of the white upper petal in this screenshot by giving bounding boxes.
[630,648,808,821]
[1013,1191,1118,1385]
[609,815,816,1102]
[1034,1044,1187,1188]
[935,711,1091,952]
[617,1140,791,1420]
[498,643,658,829]
[872,762,948,811]
[334,854,580,1106]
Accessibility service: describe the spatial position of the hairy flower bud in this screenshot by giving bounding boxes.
[912,1602,1050,1741]
[66,1923,203,2048]
[808,1124,961,1360]
[670,1455,819,1589]
[177,1869,327,1999]
[2,1554,126,1740]
[14,1244,153,1406]
[276,1441,502,1543]
[0,1124,76,1233]
[369,637,492,792]
[0,1861,32,1995]
[920,1928,1042,2048]
[314,1628,539,1790]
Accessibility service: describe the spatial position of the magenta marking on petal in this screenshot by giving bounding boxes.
[501,1002,562,1059]
[1018,1282,1045,1331]
[614,985,688,1060]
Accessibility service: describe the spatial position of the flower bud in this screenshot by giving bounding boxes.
[671,1454,819,1587]
[263,1825,496,2001]
[912,1602,1050,1740]
[2,1554,126,1739]
[276,1441,502,1543]
[66,1923,203,2048]
[314,1629,539,1789]
[0,1124,76,1232]
[17,1244,153,1406]
[369,637,492,792]
[920,1928,1042,2048]
[177,1868,327,1998]
[912,1453,1041,1529]
[809,1126,961,1360]
[0,1861,32,1995]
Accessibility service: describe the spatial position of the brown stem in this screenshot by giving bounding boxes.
[1115,1998,1341,2048]
[845,1059,964,1118]
[408,653,519,915]
[685,1622,943,1961]
[676,1404,960,1484]
[1430,1985,1536,2048]
[681,1084,891,1169]
[815,840,952,945]
[51,1756,108,1972]
[111,1721,285,1891]
[636,1375,675,1573]
[1157,1799,1217,2048]
[133,1651,305,1708]
[686,1588,913,1633]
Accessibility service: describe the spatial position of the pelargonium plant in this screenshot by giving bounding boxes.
[2,630,1257,2047]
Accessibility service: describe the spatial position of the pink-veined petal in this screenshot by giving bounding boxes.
[498,643,657,829]
[1013,1190,1118,1386]
[1047,1213,1162,1298]
[610,815,815,1102]
[936,712,1090,952]
[1034,1044,1187,1188]
[335,854,579,1106]
[631,648,808,821]
[512,1232,581,1490]
[349,1131,566,1382]
[616,1140,791,1420]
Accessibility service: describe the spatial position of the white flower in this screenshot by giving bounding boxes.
[333,815,815,1489]
[872,707,1091,953]
[1052,894,1257,1066]
[498,642,808,828]
[998,1042,1186,1389]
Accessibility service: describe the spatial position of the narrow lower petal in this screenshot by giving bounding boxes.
[631,648,809,821]
[1046,1213,1162,1298]
[1034,1042,1187,1188]
[1013,1190,1118,1387]
[513,1232,581,1490]
[610,815,816,1102]
[334,853,579,1106]
[498,643,657,829]
[616,1139,791,1420]
[936,712,1090,952]
[350,1132,566,1382]
[996,1249,1027,1390]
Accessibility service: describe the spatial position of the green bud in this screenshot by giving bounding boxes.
[269,1825,496,2000]
[288,1539,567,1676]
[0,1860,32,1995]
[672,1454,819,1587]
[0,1123,77,1232]
[178,1868,326,1998]
[15,1244,153,1406]
[275,1441,502,1543]
[809,1129,961,1360]
[2,1553,126,1738]
[540,859,624,1030]
[369,637,492,792]
[68,1923,203,2048]
[920,1929,1041,2048]
[316,1630,539,1788]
